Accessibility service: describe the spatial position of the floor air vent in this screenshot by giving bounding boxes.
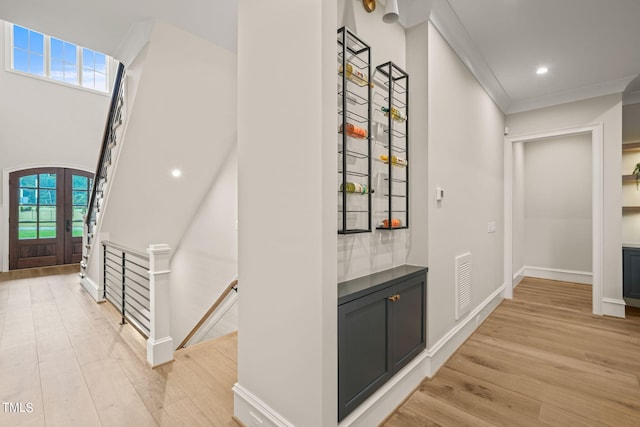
[455,252,472,320]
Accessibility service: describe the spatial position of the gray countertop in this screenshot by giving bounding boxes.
[338,264,428,305]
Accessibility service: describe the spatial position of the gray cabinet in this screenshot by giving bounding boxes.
[338,265,427,421]
[623,246,640,299]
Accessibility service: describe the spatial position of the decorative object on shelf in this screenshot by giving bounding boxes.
[363,0,376,13]
[634,162,640,189]
[383,0,400,23]
[379,154,407,167]
[339,122,368,139]
[376,61,409,230]
[338,26,372,234]
[340,182,374,194]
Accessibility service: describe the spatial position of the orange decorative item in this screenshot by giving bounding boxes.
[382,218,401,228]
[339,122,367,139]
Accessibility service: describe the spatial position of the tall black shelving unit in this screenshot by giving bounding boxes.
[376,61,409,230]
[337,27,372,234]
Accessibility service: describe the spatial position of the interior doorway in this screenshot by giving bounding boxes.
[8,167,93,270]
[504,124,604,315]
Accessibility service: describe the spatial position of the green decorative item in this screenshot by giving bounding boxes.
[634,162,640,189]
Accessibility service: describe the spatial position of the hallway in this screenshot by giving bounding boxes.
[0,269,237,426]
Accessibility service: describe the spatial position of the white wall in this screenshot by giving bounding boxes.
[169,145,237,346]
[506,93,623,306]
[98,20,237,253]
[512,142,525,276]
[337,0,411,282]
[236,0,337,425]
[0,20,111,271]
[523,134,592,273]
[426,22,505,347]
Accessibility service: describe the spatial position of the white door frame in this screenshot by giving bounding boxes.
[503,123,603,315]
[2,163,94,272]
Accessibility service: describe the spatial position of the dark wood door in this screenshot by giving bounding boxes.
[9,168,93,270]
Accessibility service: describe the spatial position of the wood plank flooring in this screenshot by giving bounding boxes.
[3,271,640,426]
[384,277,640,427]
[0,270,237,427]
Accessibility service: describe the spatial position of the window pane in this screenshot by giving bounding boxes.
[82,48,94,66]
[72,175,88,190]
[94,52,106,73]
[73,206,87,221]
[64,42,77,64]
[13,48,28,72]
[82,68,94,88]
[51,38,63,59]
[72,222,84,237]
[19,206,37,222]
[72,191,88,206]
[51,59,64,81]
[39,222,56,239]
[19,175,38,188]
[18,223,37,240]
[39,173,56,188]
[39,206,56,222]
[19,189,37,204]
[13,25,28,50]
[95,71,107,92]
[30,31,44,54]
[64,63,78,84]
[39,189,56,205]
[30,54,44,76]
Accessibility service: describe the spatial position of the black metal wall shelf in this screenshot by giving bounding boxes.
[375,61,409,231]
[338,27,372,234]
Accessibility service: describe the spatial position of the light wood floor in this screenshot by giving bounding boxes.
[384,277,640,427]
[0,270,237,426]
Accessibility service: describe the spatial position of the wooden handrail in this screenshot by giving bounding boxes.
[178,279,238,349]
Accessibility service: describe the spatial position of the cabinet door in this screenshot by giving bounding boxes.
[338,291,391,421]
[389,276,426,372]
[623,248,640,299]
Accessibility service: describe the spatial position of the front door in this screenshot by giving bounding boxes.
[9,167,93,270]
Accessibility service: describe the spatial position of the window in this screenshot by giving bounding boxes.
[9,23,110,93]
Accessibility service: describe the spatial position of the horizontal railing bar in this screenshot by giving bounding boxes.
[125,292,150,312]
[125,296,150,315]
[102,240,149,261]
[124,307,150,327]
[123,277,149,291]
[125,304,150,323]
[105,264,121,275]
[124,268,150,283]
[124,259,149,271]
[125,285,150,302]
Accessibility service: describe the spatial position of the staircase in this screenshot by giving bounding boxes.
[80,62,126,279]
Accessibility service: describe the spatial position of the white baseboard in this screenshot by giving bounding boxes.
[80,276,104,302]
[512,266,526,288]
[233,383,295,427]
[602,297,626,318]
[233,284,505,427]
[520,266,592,285]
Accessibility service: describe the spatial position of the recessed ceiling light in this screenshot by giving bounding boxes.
[536,66,549,75]
[171,169,182,178]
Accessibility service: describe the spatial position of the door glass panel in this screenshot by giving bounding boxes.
[39,173,56,188]
[72,191,88,206]
[39,222,56,239]
[19,189,37,204]
[19,223,37,239]
[19,206,37,222]
[39,206,56,222]
[72,206,87,221]
[39,189,56,205]
[72,175,88,190]
[19,175,37,188]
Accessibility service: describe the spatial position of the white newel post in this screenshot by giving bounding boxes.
[146,243,174,367]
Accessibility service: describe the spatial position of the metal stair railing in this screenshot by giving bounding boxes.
[81,62,126,277]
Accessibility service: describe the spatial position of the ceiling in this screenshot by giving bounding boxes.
[1,0,640,113]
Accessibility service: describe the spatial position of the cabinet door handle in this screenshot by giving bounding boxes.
[388,294,401,302]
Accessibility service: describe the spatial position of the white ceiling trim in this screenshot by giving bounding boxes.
[507,75,635,114]
[427,0,511,112]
